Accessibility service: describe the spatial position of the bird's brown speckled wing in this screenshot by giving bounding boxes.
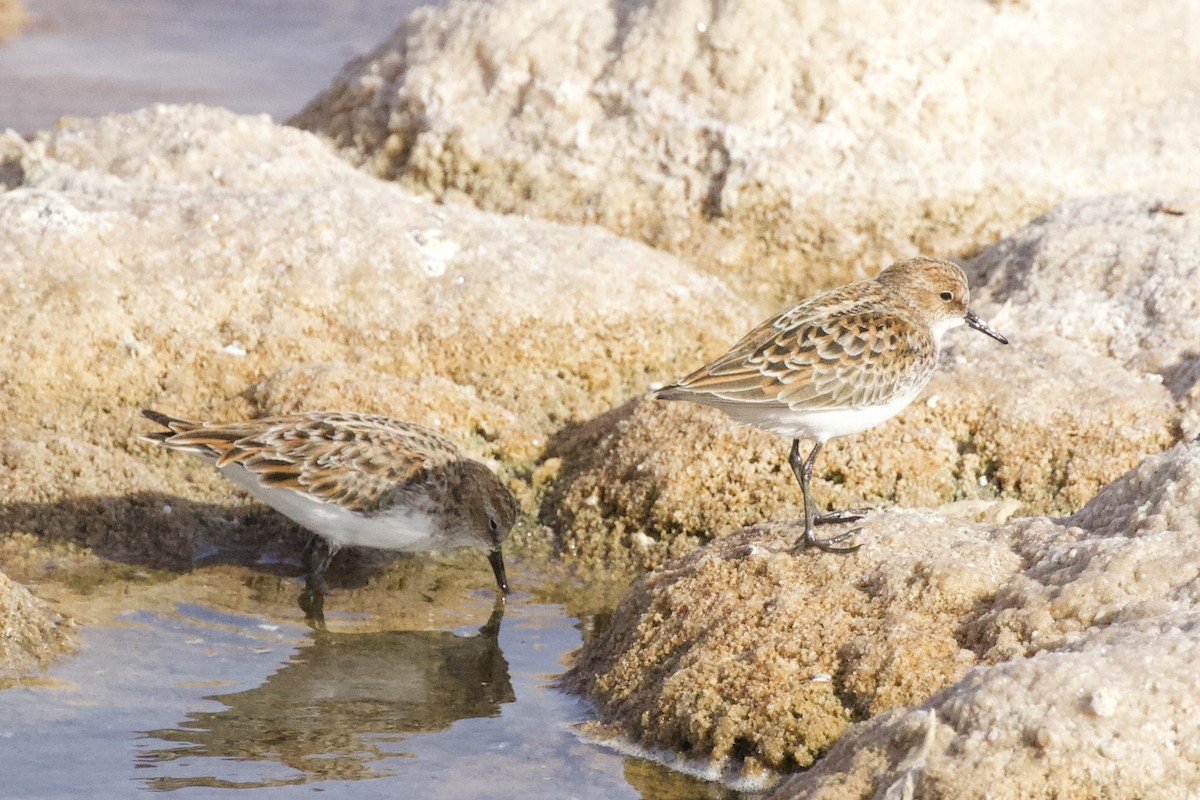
[141,411,462,515]
[659,282,936,410]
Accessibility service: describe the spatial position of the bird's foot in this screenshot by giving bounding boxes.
[815,508,870,526]
[801,509,870,553]
[299,582,327,630]
[803,525,862,553]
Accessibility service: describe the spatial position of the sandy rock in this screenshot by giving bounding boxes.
[0,436,213,569]
[570,440,1200,793]
[769,627,1200,799]
[969,431,1200,662]
[544,332,1175,576]
[969,194,1200,438]
[0,104,750,566]
[569,510,1016,778]
[293,0,1200,305]
[0,571,73,678]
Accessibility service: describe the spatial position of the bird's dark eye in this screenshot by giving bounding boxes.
[488,517,499,532]
[939,291,953,301]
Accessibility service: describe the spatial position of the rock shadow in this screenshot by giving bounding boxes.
[0,492,397,589]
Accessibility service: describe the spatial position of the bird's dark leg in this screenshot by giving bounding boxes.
[788,439,863,552]
[300,533,319,573]
[299,534,336,628]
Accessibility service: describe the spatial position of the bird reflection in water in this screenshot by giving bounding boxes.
[137,602,511,789]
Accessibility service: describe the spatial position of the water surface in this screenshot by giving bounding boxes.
[1,569,741,799]
[0,0,429,135]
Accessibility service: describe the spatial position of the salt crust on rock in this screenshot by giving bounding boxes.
[969,194,1200,439]
[0,104,750,568]
[571,440,1200,795]
[294,0,1200,304]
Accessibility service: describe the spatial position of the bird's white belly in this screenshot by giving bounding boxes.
[218,464,444,552]
[722,390,919,442]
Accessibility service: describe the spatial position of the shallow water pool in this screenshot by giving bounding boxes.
[1,570,745,799]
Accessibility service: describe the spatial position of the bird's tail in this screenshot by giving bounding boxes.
[139,409,202,445]
[651,384,690,402]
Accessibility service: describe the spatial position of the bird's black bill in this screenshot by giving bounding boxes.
[488,548,509,595]
[965,309,1009,344]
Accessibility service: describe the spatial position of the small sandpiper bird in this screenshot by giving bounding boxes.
[141,410,517,617]
[655,256,1008,552]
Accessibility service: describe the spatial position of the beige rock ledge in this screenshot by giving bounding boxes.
[293,0,1200,306]
[568,438,1200,795]
[0,104,752,572]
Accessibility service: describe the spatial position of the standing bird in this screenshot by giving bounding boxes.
[655,256,1008,552]
[140,410,517,616]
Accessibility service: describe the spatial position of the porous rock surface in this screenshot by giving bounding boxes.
[0,104,749,572]
[294,0,1200,304]
[570,439,1200,796]
[0,572,73,677]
